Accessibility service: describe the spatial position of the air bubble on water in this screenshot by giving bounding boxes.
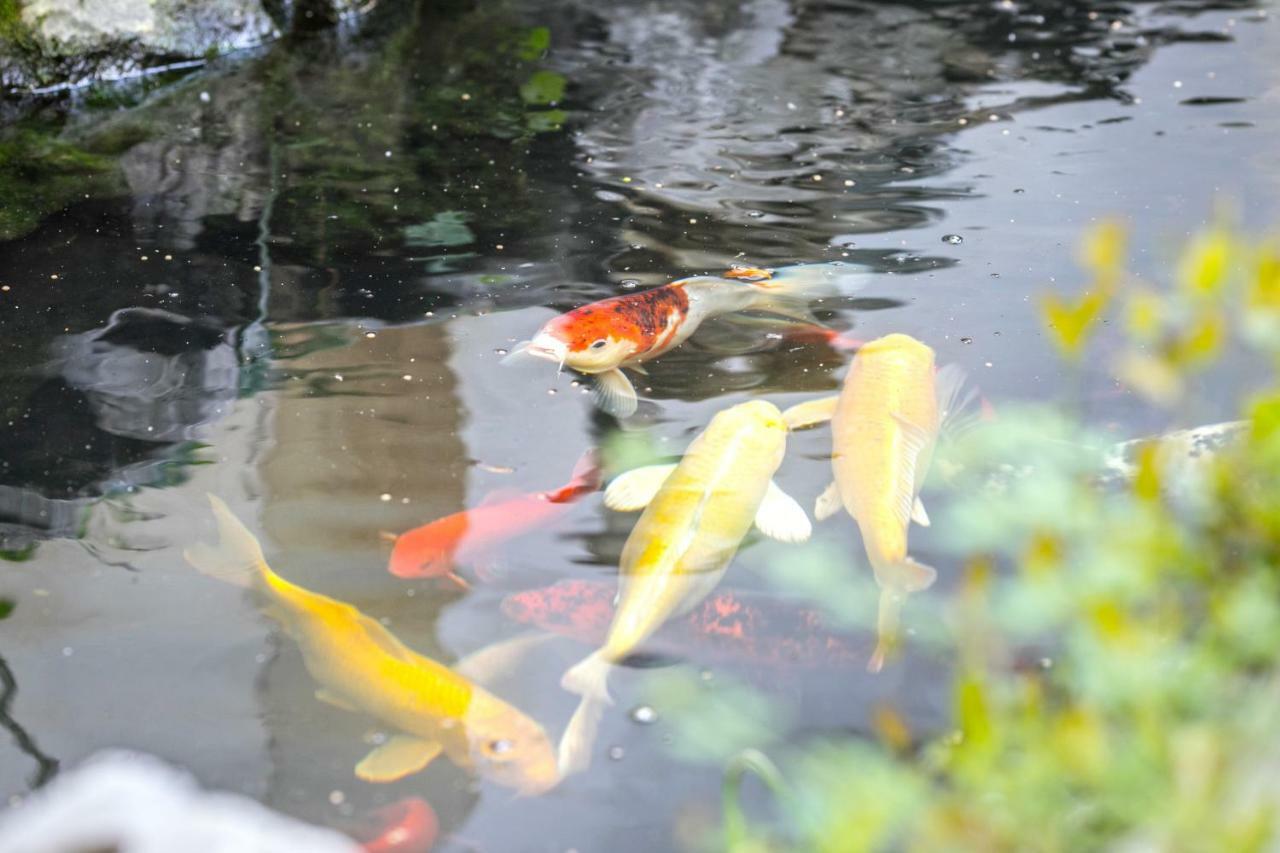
[620,279,640,289]
[630,705,658,725]
[607,746,625,761]
[329,790,345,806]
[960,337,973,344]
[699,668,713,682]
[942,234,963,245]
[1013,188,1025,194]
[199,91,211,103]
[746,210,764,218]
[1040,657,1054,669]
[494,348,509,356]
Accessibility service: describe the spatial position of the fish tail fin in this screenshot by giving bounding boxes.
[558,650,614,777]
[868,588,905,673]
[183,494,266,589]
[548,448,603,503]
[560,649,615,705]
[741,262,857,323]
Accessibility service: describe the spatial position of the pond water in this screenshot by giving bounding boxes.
[0,0,1278,849]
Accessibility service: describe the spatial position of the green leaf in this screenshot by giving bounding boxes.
[518,27,551,60]
[0,598,13,619]
[525,109,566,133]
[403,211,474,248]
[520,71,566,106]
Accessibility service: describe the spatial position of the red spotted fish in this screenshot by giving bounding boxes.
[505,263,864,417]
[501,578,865,668]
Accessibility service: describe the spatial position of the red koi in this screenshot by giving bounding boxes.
[351,797,438,853]
[500,578,867,668]
[388,451,600,584]
[505,263,860,417]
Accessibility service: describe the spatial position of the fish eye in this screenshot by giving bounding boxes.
[486,738,514,758]
[590,339,608,349]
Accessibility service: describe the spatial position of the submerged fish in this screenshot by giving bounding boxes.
[784,333,972,673]
[186,496,559,794]
[505,263,862,417]
[557,400,811,773]
[501,578,865,668]
[350,797,438,853]
[387,451,600,585]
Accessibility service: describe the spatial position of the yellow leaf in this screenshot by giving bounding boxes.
[1041,290,1108,360]
[1170,311,1224,367]
[1250,243,1280,308]
[1125,287,1164,342]
[1079,220,1127,285]
[1132,441,1162,502]
[1178,228,1233,296]
[1117,351,1183,407]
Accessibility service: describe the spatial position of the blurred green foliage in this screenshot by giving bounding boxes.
[668,222,1280,852]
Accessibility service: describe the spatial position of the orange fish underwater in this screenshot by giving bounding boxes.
[505,263,866,416]
[351,798,438,853]
[501,578,866,669]
[388,451,600,585]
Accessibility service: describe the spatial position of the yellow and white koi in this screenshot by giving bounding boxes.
[784,333,971,672]
[557,400,811,773]
[185,496,559,795]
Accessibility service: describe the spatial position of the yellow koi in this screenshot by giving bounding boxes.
[185,496,559,795]
[557,400,811,773]
[785,333,970,672]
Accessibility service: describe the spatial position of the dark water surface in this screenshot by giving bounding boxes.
[1,0,1278,849]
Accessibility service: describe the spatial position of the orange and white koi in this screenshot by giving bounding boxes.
[387,451,600,585]
[506,263,864,417]
[784,333,973,672]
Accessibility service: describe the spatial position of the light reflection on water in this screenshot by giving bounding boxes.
[0,0,1277,848]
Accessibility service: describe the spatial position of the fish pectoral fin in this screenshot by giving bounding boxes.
[315,689,359,712]
[754,481,812,543]
[935,363,979,437]
[603,463,678,512]
[592,369,639,418]
[889,412,931,528]
[355,735,444,783]
[815,481,842,521]
[911,497,931,528]
[782,396,839,430]
[627,363,649,376]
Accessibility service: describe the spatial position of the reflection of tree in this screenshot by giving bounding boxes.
[0,654,59,789]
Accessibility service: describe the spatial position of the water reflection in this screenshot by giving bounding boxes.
[0,0,1275,848]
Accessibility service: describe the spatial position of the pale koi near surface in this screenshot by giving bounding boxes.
[505,263,866,417]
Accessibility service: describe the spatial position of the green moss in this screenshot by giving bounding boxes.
[0,129,121,241]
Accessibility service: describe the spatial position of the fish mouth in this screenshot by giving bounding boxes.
[524,334,569,375]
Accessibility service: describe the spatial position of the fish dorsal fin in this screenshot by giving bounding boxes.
[783,396,839,431]
[754,481,812,543]
[592,369,639,418]
[890,412,930,529]
[355,735,443,783]
[352,610,419,665]
[935,363,978,437]
[604,463,678,512]
[912,497,931,528]
[815,481,842,521]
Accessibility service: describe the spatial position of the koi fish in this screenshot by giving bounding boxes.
[387,451,601,585]
[784,333,972,673]
[506,263,864,417]
[557,400,811,773]
[501,578,865,668]
[351,798,438,853]
[185,496,559,795]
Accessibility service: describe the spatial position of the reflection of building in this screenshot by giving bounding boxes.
[252,319,478,824]
[53,308,239,444]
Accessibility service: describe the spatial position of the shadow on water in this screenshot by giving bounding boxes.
[0,0,1275,846]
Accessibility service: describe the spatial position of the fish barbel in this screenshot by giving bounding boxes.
[556,399,811,773]
[185,496,559,795]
